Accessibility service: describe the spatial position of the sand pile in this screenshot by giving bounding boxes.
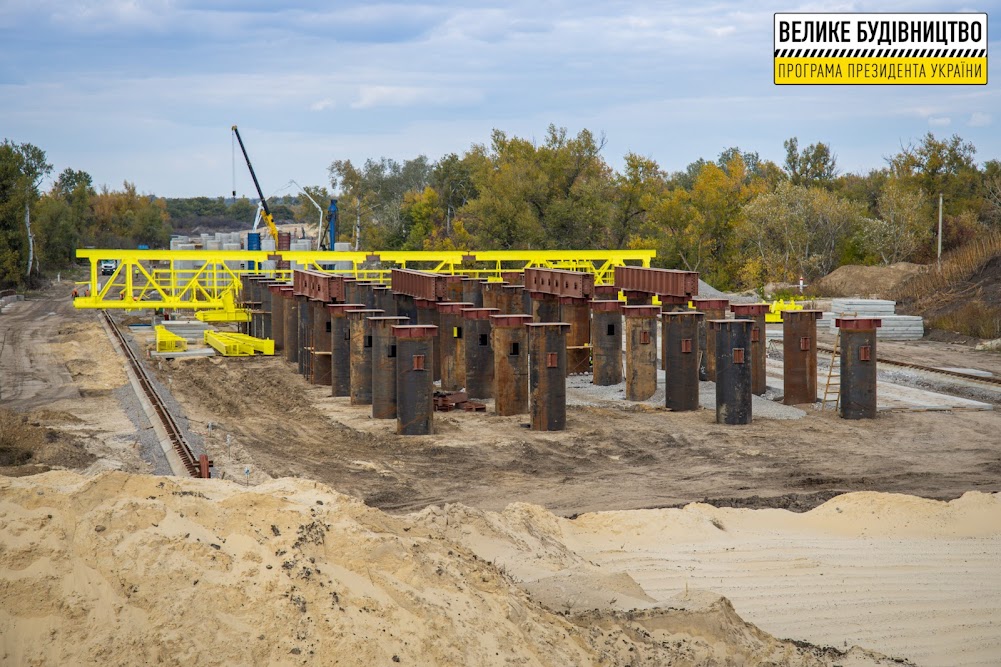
[0,472,900,667]
[812,262,924,298]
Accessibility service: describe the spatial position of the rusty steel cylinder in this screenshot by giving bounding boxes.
[691,298,729,381]
[269,286,286,351]
[461,308,499,399]
[395,293,418,324]
[501,284,525,314]
[461,278,483,307]
[310,301,332,386]
[562,297,591,376]
[284,289,299,363]
[328,304,364,397]
[731,303,770,395]
[623,306,659,401]
[437,302,473,392]
[713,319,753,425]
[416,299,441,382]
[838,318,882,419]
[662,311,702,412]
[527,323,570,431]
[347,308,384,405]
[659,295,689,370]
[782,310,823,405]
[482,281,506,310]
[590,301,622,386]
[297,295,310,376]
[491,315,533,416]
[373,286,396,316]
[394,325,437,435]
[370,316,410,420]
[263,284,279,344]
[531,293,561,323]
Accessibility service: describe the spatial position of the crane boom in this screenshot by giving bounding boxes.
[231,125,280,244]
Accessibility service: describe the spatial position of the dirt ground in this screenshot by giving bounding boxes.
[0,286,154,475]
[2,287,999,518]
[155,345,1001,517]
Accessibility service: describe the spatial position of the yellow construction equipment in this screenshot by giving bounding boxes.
[73,248,655,311]
[765,298,805,323]
[231,125,281,246]
[204,330,275,357]
[154,325,188,353]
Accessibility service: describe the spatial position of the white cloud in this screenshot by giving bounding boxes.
[707,25,737,37]
[350,85,481,110]
[968,112,991,127]
[928,116,951,127]
[309,99,334,112]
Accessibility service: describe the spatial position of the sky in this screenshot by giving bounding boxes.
[0,0,998,198]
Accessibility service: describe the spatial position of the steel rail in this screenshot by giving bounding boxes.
[102,311,208,477]
[816,344,1001,387]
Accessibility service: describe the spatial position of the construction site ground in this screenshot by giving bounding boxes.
[4,288,999,516]
[3,286,1001,667]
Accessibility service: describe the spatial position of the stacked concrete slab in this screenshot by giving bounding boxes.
[827,299,923,340]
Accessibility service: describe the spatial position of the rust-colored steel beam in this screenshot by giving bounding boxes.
[782,309,823,405]
[613,266,699,298]
[293,269,346,303]
[527,322,570,431]
[837,317,882,419]
[731,303,770,395]
[524,268,594,299]
[268,283,289,351]
[393,325,438,435]
[391,269,448,301]
[491,314,533,416]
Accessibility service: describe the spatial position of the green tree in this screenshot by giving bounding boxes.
[861,179,929,265]
[743,181,866,283]
[0,140,52,287]
[783,137,838,187]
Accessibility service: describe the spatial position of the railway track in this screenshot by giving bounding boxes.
[102,311,210,477]
[814,344,1001,388]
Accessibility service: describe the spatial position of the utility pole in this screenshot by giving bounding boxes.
[355,197,361,251]
[937,193,943,271]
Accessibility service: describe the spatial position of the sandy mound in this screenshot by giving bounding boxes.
[813,263,925,298]
[0,472,897,666]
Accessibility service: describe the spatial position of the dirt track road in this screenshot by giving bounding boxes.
[0,297,82,408]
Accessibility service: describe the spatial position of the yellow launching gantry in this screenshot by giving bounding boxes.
[72,248,655,316]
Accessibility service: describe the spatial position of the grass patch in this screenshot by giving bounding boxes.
[927,301,1001,340]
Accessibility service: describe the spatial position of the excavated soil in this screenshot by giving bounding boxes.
[812,262,925,298]
[155,352,1001,516]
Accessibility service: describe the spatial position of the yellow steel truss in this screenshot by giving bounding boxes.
[74,248,655,311]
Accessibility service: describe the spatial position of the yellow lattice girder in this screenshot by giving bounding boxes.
[203,330,274,356]
[154,326,187,353]
[74,248,655,311]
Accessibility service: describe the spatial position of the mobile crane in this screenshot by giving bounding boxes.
[231,125,281,244]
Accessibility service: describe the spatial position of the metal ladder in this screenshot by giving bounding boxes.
[821,327,841,411]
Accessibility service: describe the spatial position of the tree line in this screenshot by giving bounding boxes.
[2,128,999,290]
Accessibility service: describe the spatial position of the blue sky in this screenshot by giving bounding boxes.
[1,0,997,197]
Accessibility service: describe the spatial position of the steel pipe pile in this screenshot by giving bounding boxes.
[662,311,702,412]
[623,305,659,401]
[837,317,882,419]
[491,314,533,416]
[527,323,570,431]
[394,325,438,435]
[713,319,753,425]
